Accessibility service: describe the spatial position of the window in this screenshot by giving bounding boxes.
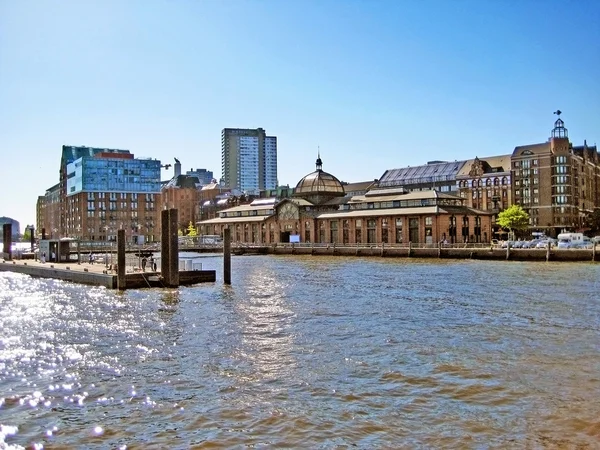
[395,218,403,244]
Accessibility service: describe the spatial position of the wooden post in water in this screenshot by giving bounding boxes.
[438,241,442,258]
[168,208,179,287]
[593,242,596,262]
[2,224,11,261]
[161,209,170,285]
[546,241,551,262]
[408,241,412,257]
[223,226,231,285]
[506,241,510,260]
[117,229,126,290]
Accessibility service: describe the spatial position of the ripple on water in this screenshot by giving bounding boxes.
[1,259,600,448]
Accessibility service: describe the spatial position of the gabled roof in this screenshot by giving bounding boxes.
[342,180,377,194]
[456,155,512,177]
[512,142,550,157]
[163,175,201,189]
[353,190,461,203]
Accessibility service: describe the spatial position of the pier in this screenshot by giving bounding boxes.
[0,210,216,289]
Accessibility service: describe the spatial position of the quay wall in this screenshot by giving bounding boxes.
[262,245,600,262]
[0,261,116,288]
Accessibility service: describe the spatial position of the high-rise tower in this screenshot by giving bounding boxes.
[221,128,278,193]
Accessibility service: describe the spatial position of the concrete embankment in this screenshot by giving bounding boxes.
[0,260,116,288]
[0,259,216,289]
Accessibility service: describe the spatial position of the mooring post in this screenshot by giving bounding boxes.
[438,241,442,258]
[506,241,510,260]
[161,209,170,284]
[546,241,551,262]
[30,226,35,252]
[3,224,12,261]
[117,229,126,290]
[223,226,231,285]
[408,241,412,257]
[168,208,179,287]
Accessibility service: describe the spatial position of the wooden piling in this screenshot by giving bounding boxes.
[117,229,126,290]
[168,209,179,287]
[2,224,11,261]
[161,209,170,285]
[546,241,551,262]
[223,227,231,285]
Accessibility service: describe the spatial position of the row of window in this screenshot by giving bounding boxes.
[458,178,509,188]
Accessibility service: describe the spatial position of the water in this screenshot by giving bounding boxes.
[1,256,600,449]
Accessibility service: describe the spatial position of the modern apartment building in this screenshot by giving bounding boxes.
[38,145,163,243]
[221,128,278,193]
[511,113,600,236]
[186,168,214,186]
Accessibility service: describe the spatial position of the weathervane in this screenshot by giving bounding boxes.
[554,110,562,117]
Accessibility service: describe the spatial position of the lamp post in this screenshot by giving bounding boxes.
[104,226,110,269]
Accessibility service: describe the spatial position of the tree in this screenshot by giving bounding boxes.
[585,208,600,234]
[497,205,529,239]
[22,229,31,242]
[186,221,198,237]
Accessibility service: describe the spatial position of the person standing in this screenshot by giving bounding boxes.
[141,257,147,271]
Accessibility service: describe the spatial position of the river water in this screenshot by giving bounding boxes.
[1,255,599,449]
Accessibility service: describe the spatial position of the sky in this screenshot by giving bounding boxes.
[1,0,599,230]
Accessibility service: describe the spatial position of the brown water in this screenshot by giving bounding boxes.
[1,256,600,449]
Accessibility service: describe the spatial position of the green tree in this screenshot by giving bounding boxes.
[22,229,31,242]
[585,208,600,233]
[186,221,198,237]
[497,205,529,239]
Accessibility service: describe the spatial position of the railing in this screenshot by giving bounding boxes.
[74,240,599,253]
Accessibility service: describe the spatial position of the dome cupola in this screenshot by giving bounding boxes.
[294,152,345,205]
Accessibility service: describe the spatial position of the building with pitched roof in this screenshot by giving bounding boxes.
[198,156,492,245]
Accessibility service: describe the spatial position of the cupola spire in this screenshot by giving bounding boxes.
[316,146,323,171]
[551,110,568,139]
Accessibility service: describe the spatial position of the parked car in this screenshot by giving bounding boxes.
[522,239,541,248]
[535,239,556,249]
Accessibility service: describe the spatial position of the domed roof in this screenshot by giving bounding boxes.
[295,156,345,196]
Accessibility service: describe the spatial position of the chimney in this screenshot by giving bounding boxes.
[174,157,181,177]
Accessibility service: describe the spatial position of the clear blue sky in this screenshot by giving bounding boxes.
[1,0,599,230]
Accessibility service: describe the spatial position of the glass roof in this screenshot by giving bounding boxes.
[378,161,467,187]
